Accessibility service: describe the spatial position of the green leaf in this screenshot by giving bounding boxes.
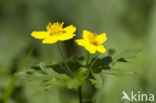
[35,74,70,95]
[101,69,136,76]
[16,64,71,94]
[117,58,128,63]
[73,55,86,66]
[40,62,60,76]
[15,70,50,81]
[90,56,113,73]
[113,49,141,61]
[90,73,102,89]
[31,63,67,74]
[31,56,84,73]
[67,67,89,89]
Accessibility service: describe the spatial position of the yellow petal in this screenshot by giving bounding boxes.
[85,45,97,54]
[75,39,88,46]
[97,45,106,53]
[31,31,49,39]
[58,33,75,41]
[42,36,57,44]
[64,25,76,33]
[97,33,107,43]
[82,30,93,40]
[75,39,97,54]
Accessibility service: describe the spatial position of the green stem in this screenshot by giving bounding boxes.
[86,53,90,67]
[56,42,74,78]
[77,52,90,103]
[78,86,83,103]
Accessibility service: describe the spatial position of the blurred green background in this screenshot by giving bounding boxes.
[0,0,156,103]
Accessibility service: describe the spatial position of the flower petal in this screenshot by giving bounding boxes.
[58,33,75,41]
[97,45,106,53]
[42,36,57,44]
[97,33,107,43]
[85,45,97,54]
[31,31,49,39]
[64,25,76,33]
[82,30,93,40]
[75,39,88,46]
[75,39,96,54]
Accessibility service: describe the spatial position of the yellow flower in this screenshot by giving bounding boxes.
[31,22,76,44]
[75,30,107,54]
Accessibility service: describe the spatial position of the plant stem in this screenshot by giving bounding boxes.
[56,42,74,78]
[86,53,90,67]
[78,86,83,103]
[77,52,90,103]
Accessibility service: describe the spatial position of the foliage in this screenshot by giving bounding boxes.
[16,49,140,92]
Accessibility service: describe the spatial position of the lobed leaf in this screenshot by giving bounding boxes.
[90,73,102,89]
[67,67,89,89]
[15,70,50,81]
[16,64,71,94]
[101,69,136,76]
[113,49,141,61]
[90,56,113,73]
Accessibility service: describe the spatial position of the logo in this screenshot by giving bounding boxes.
[121,91,154,102]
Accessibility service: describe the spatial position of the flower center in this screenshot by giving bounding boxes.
[88,34,99,46]
[46,22,66,35]
[92,41,99,46]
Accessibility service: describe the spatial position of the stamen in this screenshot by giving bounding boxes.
[47,22,65,36]
[88,34,99,46]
